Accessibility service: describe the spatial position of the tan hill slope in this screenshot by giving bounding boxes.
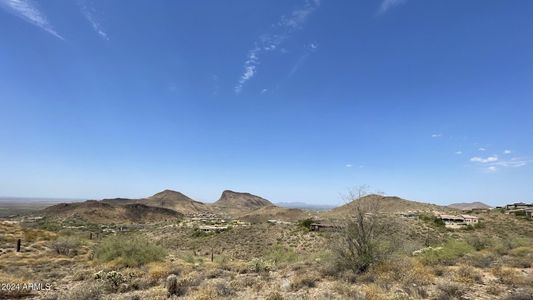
[42,189,309,223]
[211,190,309,221]
[212,190,273,215]
[145,190,211,215]
[448,202,492,210]
[42,200,183,224]
[100,190,212,215]
[326,194,446,218]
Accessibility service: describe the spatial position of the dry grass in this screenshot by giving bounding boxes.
[1,210,533,300]
[492,267,533,287]
[372,257,434,286]
[290,271,320,290]
[454,264,483,284]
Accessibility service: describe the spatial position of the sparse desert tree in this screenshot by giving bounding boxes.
[51,236,81,256]
[332,189,403,273]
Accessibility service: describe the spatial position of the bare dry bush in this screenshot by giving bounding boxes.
[436,282,468,300]
[331,192,404,274]
[454,264,483,283]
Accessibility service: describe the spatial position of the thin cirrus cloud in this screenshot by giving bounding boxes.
[470,154,531,172]
[470,156,498,163]
[378,0,407,14]
[0,0,63,40]
[288,42,319,77]
[78,0,108,40]
[234,0,321,94]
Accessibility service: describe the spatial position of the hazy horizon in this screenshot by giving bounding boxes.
[1,0,532,206]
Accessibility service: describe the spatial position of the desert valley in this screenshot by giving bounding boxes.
[1,189,532,300]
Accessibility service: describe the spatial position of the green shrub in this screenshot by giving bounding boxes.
[248,258,272,273]
[466,235,491,251]
[418,239,474,265]
[191,228,210,238]
[298,219,314,229]
[264,245,299,267]
[95,235,166,267]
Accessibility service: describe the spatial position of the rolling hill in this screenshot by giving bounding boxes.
[145,190,211,215]
[326,194,447,218]
[212,190,274,215]
[448,202,492,210]
[42,200,183,224]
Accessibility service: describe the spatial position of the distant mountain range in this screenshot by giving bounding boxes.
[41,189,308,223]
[5,191,499,223]
[448,202,492,210]
[43,200,182,224]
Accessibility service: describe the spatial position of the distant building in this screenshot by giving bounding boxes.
[267,219,292,225]
[469,208,490,213]
[505,203,533,210]
[198,225,228,233]
[438,214,478,228]
[309,222,341,232]
[399,211,419,219]
[461,215,479,224]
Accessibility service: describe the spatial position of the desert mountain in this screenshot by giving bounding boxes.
[42,200,183,224]
[212,190,273,215]
[326,194,446,217]
[145,190,211,215]
[448,202,492,210]
[100,190,212,215]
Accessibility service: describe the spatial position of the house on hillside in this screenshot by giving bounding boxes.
[267,219,292,225]
[399,211,419,219]
[525,209,533,219]
[462,215,479,224]
[198,225,228,233]
[505,203,533,210]
[438,214,478,228]
[469,208,490,213]
[309,222,341,232]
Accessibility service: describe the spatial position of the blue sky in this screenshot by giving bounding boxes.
[1,0,532,206]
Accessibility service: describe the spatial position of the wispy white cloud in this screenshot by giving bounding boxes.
[235,0,320,93]
[78,0,108,40]
[0,0,63,39]
[378,0,407,14]
[503,149,512,154]
[470,154,531,172]
[431,133,442,138]
[490,158,532,168]
[486,166,497,173]
[478,147,486,151]
[289,42,319,77]
[470,156,498,163]
[455,151,463,155]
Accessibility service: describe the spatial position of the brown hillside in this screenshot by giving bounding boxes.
[326,194,446,218]
[448,202,492,210]
[42,200,183,224]
[212,190,273,215]
[145,190,211,215]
